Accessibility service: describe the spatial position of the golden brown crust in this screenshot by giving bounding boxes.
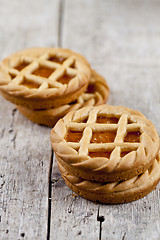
[51,105,160,182]
[56,153,156,182]
[58,151,160,204]
[0,47,91,109]
[16,70,109,127]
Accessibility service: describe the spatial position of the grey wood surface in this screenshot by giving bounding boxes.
[51,1,160,240]
[0,0,160,240]
[0,0,59,239]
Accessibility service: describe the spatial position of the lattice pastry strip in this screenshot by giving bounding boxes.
[114,114,128,143]
[6,55,81,90]
[51,105,159,182]
[0,47,91,109]
[79,127,92,155]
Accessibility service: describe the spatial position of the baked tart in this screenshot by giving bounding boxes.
[0,48,91,109]
[51,105,159,182]
[17,70,109,127]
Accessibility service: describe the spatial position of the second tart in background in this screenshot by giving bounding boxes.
[17,70,109,127]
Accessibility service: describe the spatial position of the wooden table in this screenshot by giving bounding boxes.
[1,0,160,239]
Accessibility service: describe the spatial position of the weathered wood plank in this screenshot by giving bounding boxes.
[97,1,160,238]
[0,0,59,60]
[51,156,99,240]
[51,0,160,239]
[51,0,101,239]
[98,191,160,240]
[0,0,59,239]
[0,106,52,239]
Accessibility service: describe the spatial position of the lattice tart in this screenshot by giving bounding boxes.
[58,151,160,204]
[51,105,159,182]
[0,47,91,109]
[17,70,109,127]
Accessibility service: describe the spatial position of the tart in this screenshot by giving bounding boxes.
[0,47,91,109]
[17,70,109,127]
[51,105,159,182]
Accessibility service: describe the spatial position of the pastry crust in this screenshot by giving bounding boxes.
[58,151,160,204]
[17,70,109,127]
[0,47,91,109]
[51,105,159,182]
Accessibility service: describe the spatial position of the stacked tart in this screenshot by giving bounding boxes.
[51,105,160,204]
[0,48,109,127]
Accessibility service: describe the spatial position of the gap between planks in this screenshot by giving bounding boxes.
[49,0,105,239]
[47,150,54,240]
[47,0,65,239]
[97,205,105,240]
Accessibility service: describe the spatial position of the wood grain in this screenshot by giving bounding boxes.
[51,0,160,239]
[51,156,99,239]
[51,1,101,239]
[1,0,160,239]
[0,0,59,239]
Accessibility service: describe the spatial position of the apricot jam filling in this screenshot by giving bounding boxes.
[48,56,66,64]
[91,131,116,143]
[121,151,130,157]
[32,66,55,78]
[96,116,119,124]
[57,74,74,84]
[128,119,134,124]
[88,151,111,158]
[65,130,83,142]
[21,77,40,89]
[86,83,95,93]
[82,118,88,123]
[9,73,16,79]
[70,62,76,69]
[124,131,141,143]
[15,61,29,71]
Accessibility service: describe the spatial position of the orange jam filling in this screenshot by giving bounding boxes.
[96,116,119,124]
[15,62,29,71]
[22,78,40,89]
[82,118,88,123]
[91,131,116,143]
[21,78,40,88]
[9,73,16,79]
[128,119,134,124]
[86,83,95,93]
[32,66,54,78]
[57,74,74,84]
[65,130,83,142]
[124,131,141,143]
[70,62,76,69]
[89,151,111,158]
[121,151,130,157]
[48,56,66,64]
